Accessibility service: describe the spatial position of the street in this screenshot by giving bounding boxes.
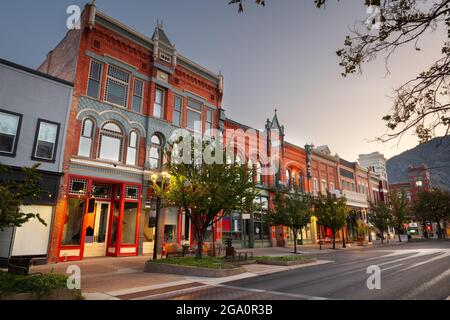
[143,241,450,300]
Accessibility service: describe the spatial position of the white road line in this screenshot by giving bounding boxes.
[215,284,330,300]
[403,268,450,300]
[397,252,450,272]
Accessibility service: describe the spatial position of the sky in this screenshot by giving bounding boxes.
[0,0,445,161]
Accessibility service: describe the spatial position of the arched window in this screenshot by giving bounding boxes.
[256,162,262,184]
[126,131,138,166]
[78,118,94,157]
[98,122,123,162]
[292,171,297,190]
[299,173,304,192]
[248,160,254,183]
[286,170,291,189]
[149,134,163,169]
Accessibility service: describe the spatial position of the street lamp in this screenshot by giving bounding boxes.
[150,171,170,260]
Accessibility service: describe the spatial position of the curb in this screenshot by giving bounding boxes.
[144,261,246,278]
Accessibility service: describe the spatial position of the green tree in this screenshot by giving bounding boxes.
[314,192,349,249]
[269,189,314,254]
[368,201,392,244]
[0,163,47,231]
[413,189,450,239]
[231,0,450,143]
[152,138,259,258]
[389,190,410,242]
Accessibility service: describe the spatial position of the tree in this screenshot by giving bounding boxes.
[368,201,392,244]
[413,189,450,239]
[269,189,314,254]
[314,192,349,249]
[152,138,259,258]
[389,190,410,242]
[231,0,450,143]
[0,163,47,231]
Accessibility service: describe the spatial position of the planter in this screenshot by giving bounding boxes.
[144,261,246,278]
[256,258,316,267]
[0,289,83,300]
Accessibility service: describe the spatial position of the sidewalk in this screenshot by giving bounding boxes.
[25,240,408,300]
[236,238,409,256]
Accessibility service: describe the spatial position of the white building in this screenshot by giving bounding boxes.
[358,152,388,182]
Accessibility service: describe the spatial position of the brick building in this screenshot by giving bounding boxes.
[25,2,391,262]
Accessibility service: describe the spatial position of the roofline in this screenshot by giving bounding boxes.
[95,10,221,84]
[0,58,74,87]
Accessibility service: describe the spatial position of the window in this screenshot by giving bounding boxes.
[149,134,163,169]
[248,160,254,182]
[256,162,263,184]
[164,208,178,243]
[292,171,297,190]
[33,119,60,161]
[330,182,335,192]
[416,180,423,187]
[78,118,94,157]
[205,109,213,135]
[186,99,202,133]
[61,199,85,246]
[105,65,130,107]
[313,178,318,195]
[87,60,102,99]
[321,180,327,192]
[0,110,21,155]
[153,88,164,119]
[159,51,172,64]
[173,95,183,127]
[121,202,138,244]
[126,131,138,165]
[299,173,304,192]
[132,79,143,113]
[98,122,123,162]
[286,170,291,188]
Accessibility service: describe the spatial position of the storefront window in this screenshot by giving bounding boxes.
[164,207,178,243]
[111,202,120,245]
[121,202,138,244]
[61,199,85,245]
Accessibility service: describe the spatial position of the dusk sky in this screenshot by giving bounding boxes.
[0,0,445,161]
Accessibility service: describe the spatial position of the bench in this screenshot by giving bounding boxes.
[166,251,184,258]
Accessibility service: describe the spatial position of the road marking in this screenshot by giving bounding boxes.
[380,264,403,272]
[403,268,450,300]
[397,251,450,272]
[215,284,330,300]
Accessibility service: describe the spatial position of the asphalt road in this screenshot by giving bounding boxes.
[147,241,450,300]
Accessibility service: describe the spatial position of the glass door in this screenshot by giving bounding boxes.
[84,202,110,257]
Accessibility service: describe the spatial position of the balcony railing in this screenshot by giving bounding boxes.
[342,190,369,208]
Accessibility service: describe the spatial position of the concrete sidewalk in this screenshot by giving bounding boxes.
[237,239,409,256]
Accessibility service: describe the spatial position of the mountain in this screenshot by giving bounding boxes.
[386,136,450,191]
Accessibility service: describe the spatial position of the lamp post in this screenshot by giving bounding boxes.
[151,171,169,260]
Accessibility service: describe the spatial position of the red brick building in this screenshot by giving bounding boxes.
[36,3,390,262]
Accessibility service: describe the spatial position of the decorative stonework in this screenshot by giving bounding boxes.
[77,96,146,137]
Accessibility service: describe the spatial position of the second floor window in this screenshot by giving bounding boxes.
[126,131,138,166]
[33,119,60,161]
[78,118,94,157]
[205,109,213,134]
[154,88,164,119]
[87,60,102,99]
[313,178,318,194]
[187,99,202,133]
[256,162,263,184]
[173,96,183,127]
[149,134,163,169]
[0,110,22,155]
[132,79,143,113]
[105,65,130,107]
[321,180,327,192]
[98,122,123,162]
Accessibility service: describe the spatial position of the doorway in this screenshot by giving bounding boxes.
[84,202,110,257]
